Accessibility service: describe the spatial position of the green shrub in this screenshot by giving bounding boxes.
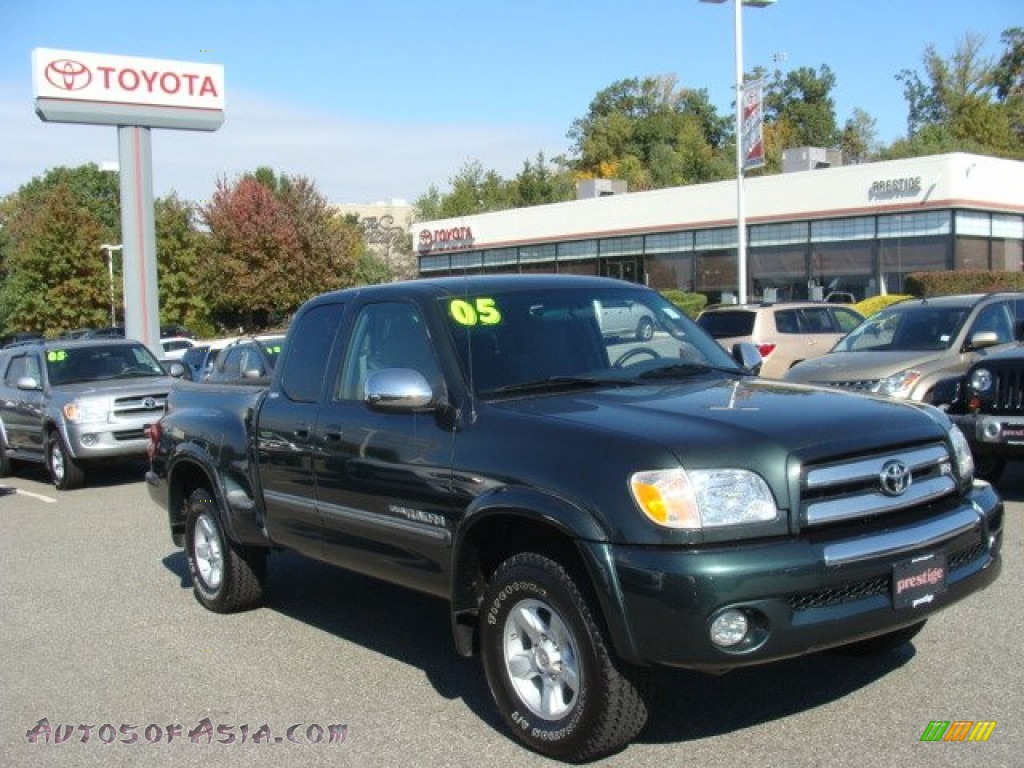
[660,290,707,318]
[905,271,1024,296]
[854,294,914,318]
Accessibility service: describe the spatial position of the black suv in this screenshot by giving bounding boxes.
[938,343,1024,483]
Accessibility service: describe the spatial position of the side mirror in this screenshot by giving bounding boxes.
[364,368,436,412]
[166,362,187,378]
[731,342,763,375]
[241,368,263,379]
[16,375,42,391]
[967,330,1000,351]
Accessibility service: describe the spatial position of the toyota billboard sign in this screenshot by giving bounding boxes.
[32,48,224,130]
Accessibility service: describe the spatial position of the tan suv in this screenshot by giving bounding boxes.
[784,293,1024,401]
[697,301,864,379]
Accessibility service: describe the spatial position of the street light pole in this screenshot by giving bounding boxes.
[99,243,123,327]
[701,0,775,304]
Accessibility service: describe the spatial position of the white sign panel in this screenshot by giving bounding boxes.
[32,48,224,112]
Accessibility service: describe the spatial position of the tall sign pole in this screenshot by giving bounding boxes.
[31,48,224,354]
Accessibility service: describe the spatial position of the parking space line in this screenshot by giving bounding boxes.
[2,487,57,504]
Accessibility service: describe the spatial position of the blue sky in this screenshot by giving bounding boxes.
[1,0,1020,205]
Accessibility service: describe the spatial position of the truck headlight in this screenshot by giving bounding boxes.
[630,468,777,529]
[968,367,993,394]
[869,369,921,398]
[948,424,974,484]
[63,400,110,424]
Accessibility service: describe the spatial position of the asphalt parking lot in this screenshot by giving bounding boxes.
[1,461,1021,768]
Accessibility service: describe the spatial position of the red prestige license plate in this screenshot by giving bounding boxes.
[892,553,947,609]
[1002,423,1024,442]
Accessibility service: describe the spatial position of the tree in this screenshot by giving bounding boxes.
[565,75,731,189]
[840,108,880,164]
[0,165,120,334]
[155,195,212,336]
[202,168,361,330]
[759,64,842,171]
[892,31,1021,159]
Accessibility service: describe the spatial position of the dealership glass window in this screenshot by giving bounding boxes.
[558,239,598,262]
[450,252,483,271]
[483,248,518,267]
[696,227,737,250]
[695,250,738,302]
[956,210,991,237]
[877,211,951,239]
[556,260,599,276]
[599,236,644,257]
[880,236,951,294]
[646,254,695,292]
[750,222,808,247]
[751,246,810,301]
[520,243,557,263]
[992,214,1024,272]
[809,241,876,301]
[420,254,450,272]
[954,237,990,270]
[645,232,693,254]
[992,213,1024,240]
[811,216,875,243]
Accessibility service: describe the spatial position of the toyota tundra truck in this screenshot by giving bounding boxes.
[146,275,1002,761]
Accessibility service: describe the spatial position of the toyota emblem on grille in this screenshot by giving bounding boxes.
[879,460,912,496]
[143,397,158,410]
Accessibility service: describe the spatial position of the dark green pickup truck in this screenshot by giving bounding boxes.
[146,275,1002,761]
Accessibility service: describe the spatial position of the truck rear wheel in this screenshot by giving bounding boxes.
[47,432,85,490]
[185,489,266,613]
[480,552,649,761]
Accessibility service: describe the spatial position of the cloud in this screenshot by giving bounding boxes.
[0,82,568,205]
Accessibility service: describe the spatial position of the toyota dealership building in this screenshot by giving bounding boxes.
[413,152,1023,302]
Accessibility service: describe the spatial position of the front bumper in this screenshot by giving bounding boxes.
[64,419,156,460]
[949,412,1024,459]
[596,483,1002,670]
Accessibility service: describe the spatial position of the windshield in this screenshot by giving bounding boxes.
[441,286,744,395]
[833,303,970,352]
[46,343,167,385]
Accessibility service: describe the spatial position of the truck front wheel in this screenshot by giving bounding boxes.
[47,432,85,490]
[480,552,649,761]
[185,489,266,613]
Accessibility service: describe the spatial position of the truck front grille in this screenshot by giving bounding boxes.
[810,379,880,393]
[800,441,957,528]
[988,367,1024,413]
[113,392,168,418]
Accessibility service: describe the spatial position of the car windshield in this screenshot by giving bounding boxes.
[833,304,970,352]
[442,286,744,395]
[45,343,166,385]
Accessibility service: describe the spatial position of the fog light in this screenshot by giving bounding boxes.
[80,434,98,447]
[710,609,749,647]
[983,422,1001,440]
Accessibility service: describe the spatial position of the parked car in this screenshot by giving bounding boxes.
[932,342,1024,484]
[159,337,195,362]
[785,293,1024,401]
[176,337,239,382]
[594,298,657,341]
[202,334,285,383]
[1,331,46,348]
[0,338,172,489]
[697,301,864,379]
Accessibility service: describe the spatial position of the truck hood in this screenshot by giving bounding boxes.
[783,350,945,383]
[493,376,948,469]
[51,377,174,397]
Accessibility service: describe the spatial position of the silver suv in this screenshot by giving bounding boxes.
[696,301,864,379]
[0,339,172,489]
[784,293,1024,401]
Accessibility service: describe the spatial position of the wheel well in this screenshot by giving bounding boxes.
[167,460,217,547]
[453,512,594,656]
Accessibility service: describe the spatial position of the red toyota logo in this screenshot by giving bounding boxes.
[44,59,92,91]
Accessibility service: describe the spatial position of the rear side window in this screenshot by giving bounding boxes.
[280,302,344,403]
[697,311,756,338]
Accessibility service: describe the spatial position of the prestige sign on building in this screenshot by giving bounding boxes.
[32,48,224,130]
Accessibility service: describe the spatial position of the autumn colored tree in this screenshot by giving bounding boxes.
[202,169,362,330]
[155,194,213,336]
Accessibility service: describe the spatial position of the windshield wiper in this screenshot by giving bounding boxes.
[636,363,749,380]
[487,375,638,395]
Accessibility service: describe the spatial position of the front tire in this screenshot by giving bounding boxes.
[635,317,655,341]
[480,553,649,761]
[47,432,85,490]
[185,489,266,613]
[0,442,14,478]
